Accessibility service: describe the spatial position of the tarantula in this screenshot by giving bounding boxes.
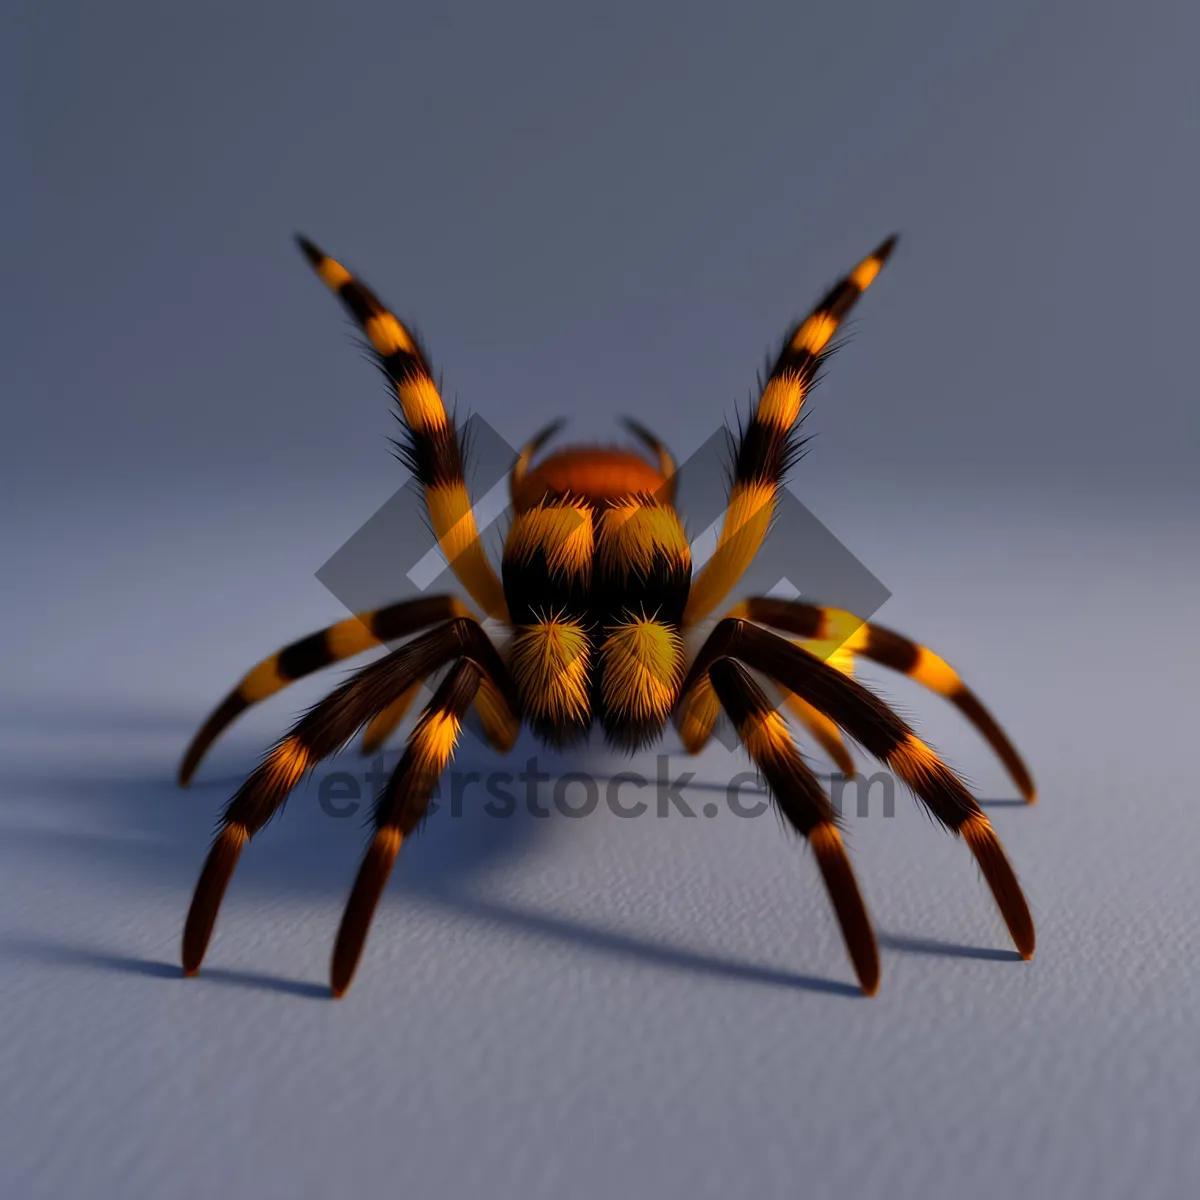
[178,234,1036,997]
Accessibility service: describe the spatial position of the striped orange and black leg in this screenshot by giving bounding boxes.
[781,694,857,778]
[734,597,1036,803]
[360,682,423,754]
[686,620,1035,960]
[296,236,508,621]
[708,658,879,995]
[685,236,897,625]
[330,659,482,997]
[181,618,513,976]
[674,671,723,754]
[178,595,471,786]
[361,668,520,756]
[674,642,856,776]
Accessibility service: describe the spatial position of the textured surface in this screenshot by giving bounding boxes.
[7,0,1199,1192]
[3,499,1197,1199]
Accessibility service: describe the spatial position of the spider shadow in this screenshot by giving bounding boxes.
[0,937,329,999]
[406,883,863,998]
[877,932,1024,963]
[3,712,862,999]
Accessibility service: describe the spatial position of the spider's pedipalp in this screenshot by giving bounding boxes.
[619,416,677,502]
[708,658,879,995]
[181,618,514,976]
[735,597,1036,803]
[685,235,897,626]
[178,594,471,787]
[331,658,482,997]
[510,419,566,501]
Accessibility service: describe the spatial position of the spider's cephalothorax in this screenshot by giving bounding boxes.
[178,235,1038,998]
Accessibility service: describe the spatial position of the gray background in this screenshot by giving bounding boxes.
[3,1,1199,1197]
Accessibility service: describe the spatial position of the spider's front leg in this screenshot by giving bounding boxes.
[361,667,519,756]
[331,659,483,997]
[675,647,857,776]
[685,620,1035,962]
[181,618,517,978]
[707,657,880,994]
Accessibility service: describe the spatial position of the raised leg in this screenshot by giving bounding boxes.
[684,236,897,625]
[297,236,508,620]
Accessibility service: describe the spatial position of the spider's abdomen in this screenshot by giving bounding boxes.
[502,475,691,752]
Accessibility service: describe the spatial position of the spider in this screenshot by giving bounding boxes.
[178,234,1036,998]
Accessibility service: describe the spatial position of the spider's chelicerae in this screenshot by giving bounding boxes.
[179,234,1036,997]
